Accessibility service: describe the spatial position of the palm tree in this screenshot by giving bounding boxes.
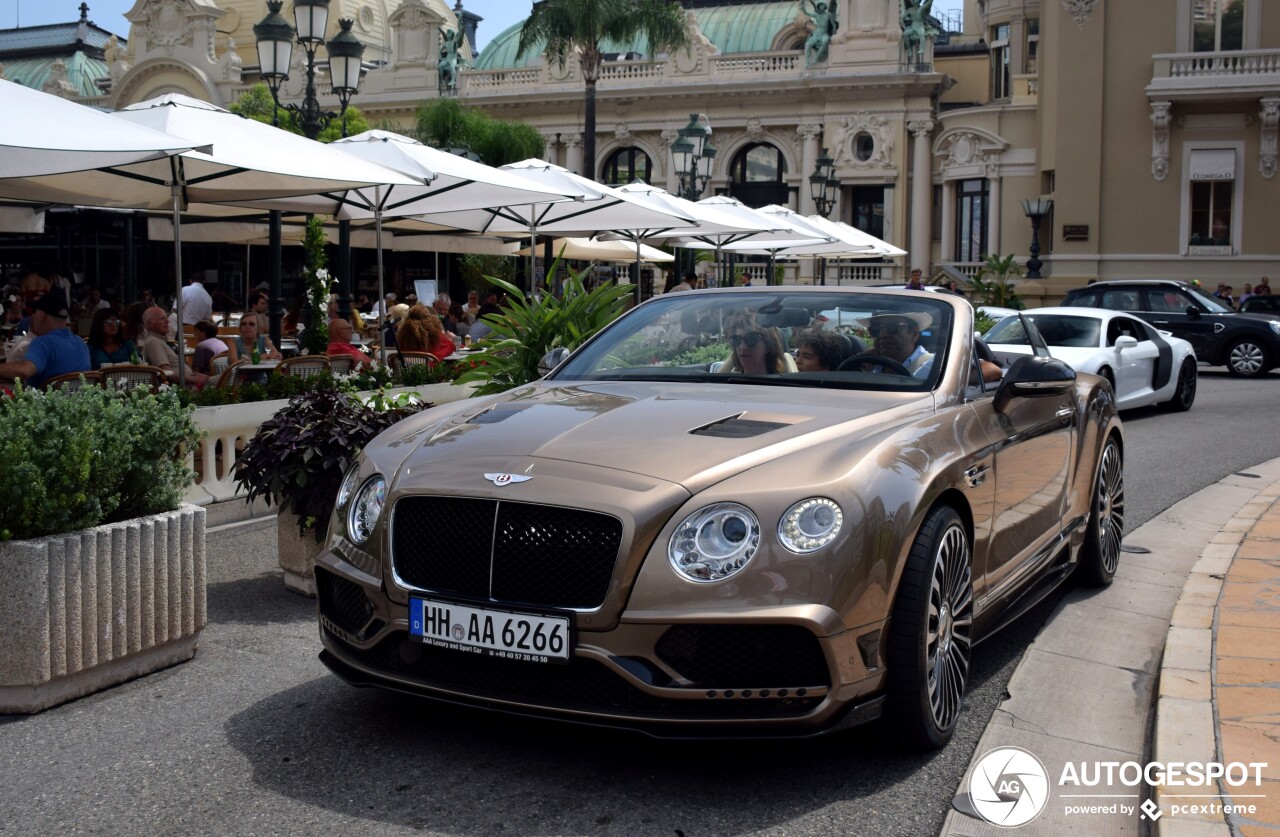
[517,0,691,181]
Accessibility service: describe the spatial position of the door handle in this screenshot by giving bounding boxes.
[1055,407,1074,421]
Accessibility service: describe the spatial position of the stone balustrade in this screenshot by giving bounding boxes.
[712,51,802,77]
[1149,48,1280,98]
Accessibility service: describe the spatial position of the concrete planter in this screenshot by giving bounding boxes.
[0,504,207,714]
[278,512,325,597]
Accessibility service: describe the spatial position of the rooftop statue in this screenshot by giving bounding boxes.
[801,0,838,66]
[438,27,465,93]
[901,0,940,67]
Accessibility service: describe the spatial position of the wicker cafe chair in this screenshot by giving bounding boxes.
[387,351,439,373]
[275,355,332,378]
[215,359,247,389]
[99,364,167,393]
[325,353,357,375]
[43,370,101,391]
[210,351,231,377]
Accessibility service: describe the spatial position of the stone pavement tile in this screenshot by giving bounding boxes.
[1157,820,1231,837]
[1217,625,1280,659]
[1115,561,1199,592]
[1116,546,1202,576]
[1216,686,1280,726]
[1163,626,1213,673]
[1172,602,1216,629]
[1218,602,1280,629]
[1218,722,1280,780]
[1216,657,1280,685]
[1180,574,1226,609]
[1155,697,1216,767]
[1235,542,1280,561]
[1234,778,1280,834]
[1218,579,1280,610]
[1224,518,1257,533]
[1070,576,1181,620]
[1159,668,1211,701]
[1239,825,1280,836]
[1210,531,1245,545]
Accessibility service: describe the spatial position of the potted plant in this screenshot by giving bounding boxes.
[457,265,633,396]
[0,383,205,713]
[234,387,428,595]
[971,253,1025,310]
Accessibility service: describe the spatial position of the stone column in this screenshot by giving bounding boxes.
[940,180,955,266]
[908,119,935,274]
[563,133,583,176]
[986,167,1002,258]
[798,124,823,216]
[540,133,560,167]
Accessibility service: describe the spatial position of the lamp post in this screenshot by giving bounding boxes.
[670,114,715,288]
[809,147,838,285]
[254,0,366,339]
[1020,197,1053,279]
[253,0,365,141]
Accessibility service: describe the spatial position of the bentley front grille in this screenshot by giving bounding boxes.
[391,496,624,609]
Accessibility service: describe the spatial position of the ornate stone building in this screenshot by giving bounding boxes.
[21,0,1280,296]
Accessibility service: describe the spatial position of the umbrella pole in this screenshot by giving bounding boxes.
[375,192,386,367]
[528,210,537,295]
[170,180,186,387]
[634,234,641,306]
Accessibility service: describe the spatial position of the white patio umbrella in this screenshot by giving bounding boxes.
[413,159,700,292]
[673,201,839,284]
[515,237,674,262]
[0,79,200,179]
[1,94,420,383]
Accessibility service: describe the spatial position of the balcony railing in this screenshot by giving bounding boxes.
[463,67,543,92]
[712,51,802,77]
[1149,49,1280,98]
[599,60,664,83]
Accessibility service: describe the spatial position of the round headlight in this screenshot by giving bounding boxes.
[335,464,361,510]
[346,475,387,545]
[668,503,761,582]
[778,498,844,553]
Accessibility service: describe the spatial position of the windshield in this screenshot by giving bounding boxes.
[987,314,1101,348]
[551,290,956,392]
[1184,286,1232,313]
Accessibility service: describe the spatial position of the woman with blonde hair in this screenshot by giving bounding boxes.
[720,311,794,374]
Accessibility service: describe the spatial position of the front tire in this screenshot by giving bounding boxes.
[1077,437,1124,587]
[885,505,973,749]
[1226,338,1269,377]
[1162,357,1197,411]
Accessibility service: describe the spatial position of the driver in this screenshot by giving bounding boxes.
[856,311,934,378]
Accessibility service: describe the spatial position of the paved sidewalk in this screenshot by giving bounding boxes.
[1154,475,1280,836]
[943,457,1280,837]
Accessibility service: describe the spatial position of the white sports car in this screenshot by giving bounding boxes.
[984,307,1197,411]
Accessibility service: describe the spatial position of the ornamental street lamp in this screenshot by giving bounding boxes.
[1021,197,1053,279]
[809,147,839,285]
[254,0,366,339]
[671,113,716,280]
[253,0,365,141]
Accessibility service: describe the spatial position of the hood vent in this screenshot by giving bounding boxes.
[691,416,789,439]
[467,404,528,425]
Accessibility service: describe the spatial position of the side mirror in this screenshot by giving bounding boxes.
[537,346,571,377]
[995,354,1076,411]
[1186,306,1201,318]
[1114,335,1138,350]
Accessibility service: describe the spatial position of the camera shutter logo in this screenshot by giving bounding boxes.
[969,747,1051,827]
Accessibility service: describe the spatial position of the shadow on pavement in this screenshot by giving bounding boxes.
[207,574,315,626]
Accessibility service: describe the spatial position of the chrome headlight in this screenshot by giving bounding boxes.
[1269,320,1280,336]
[346,475,387,545]
[778,498,844,553]
[335,464,361,510]
[668,503,761,582]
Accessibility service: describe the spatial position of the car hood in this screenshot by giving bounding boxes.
[392,381,934,492]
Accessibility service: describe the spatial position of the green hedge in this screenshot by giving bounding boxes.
[0,383,201,541]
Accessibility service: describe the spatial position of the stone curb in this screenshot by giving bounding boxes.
[1153,478,1280,837]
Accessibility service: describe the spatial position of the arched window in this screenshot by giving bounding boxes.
[601,147,652,186]
[729,142,788,208]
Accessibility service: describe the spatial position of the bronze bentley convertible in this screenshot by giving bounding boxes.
[317,287,1124,748]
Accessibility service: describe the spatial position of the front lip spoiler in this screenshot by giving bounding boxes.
[318,649,885,741]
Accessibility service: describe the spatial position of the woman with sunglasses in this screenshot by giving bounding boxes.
[721,313,794,375]
[87,307,136,369]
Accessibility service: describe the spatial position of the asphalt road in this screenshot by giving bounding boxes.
[3,366,1279,837]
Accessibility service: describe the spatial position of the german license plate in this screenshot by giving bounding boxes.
[409,598,571,664]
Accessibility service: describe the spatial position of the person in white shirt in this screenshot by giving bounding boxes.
[179,272,213,325]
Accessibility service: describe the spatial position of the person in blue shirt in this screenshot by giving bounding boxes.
[0,289,91,388]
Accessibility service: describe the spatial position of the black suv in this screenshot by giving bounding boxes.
[1062,280,1280,377]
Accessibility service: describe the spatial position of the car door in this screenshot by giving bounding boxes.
[967,316,1077,602]
[1107,316,1159,400]
[1141,288,1217,359]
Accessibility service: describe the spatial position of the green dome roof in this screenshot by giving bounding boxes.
[474,2,799,71]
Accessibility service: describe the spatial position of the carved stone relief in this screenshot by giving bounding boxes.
[831,112,895,167]
[215,37,242,82]
[936,129,1008,180]
[1062,0,1099,29]
[747,118,770,143]
[1150,100,1172,182]
[1260,99,1279,180]
[146,0,194,55]
[43,60,79,98]
[615,123,633,146]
